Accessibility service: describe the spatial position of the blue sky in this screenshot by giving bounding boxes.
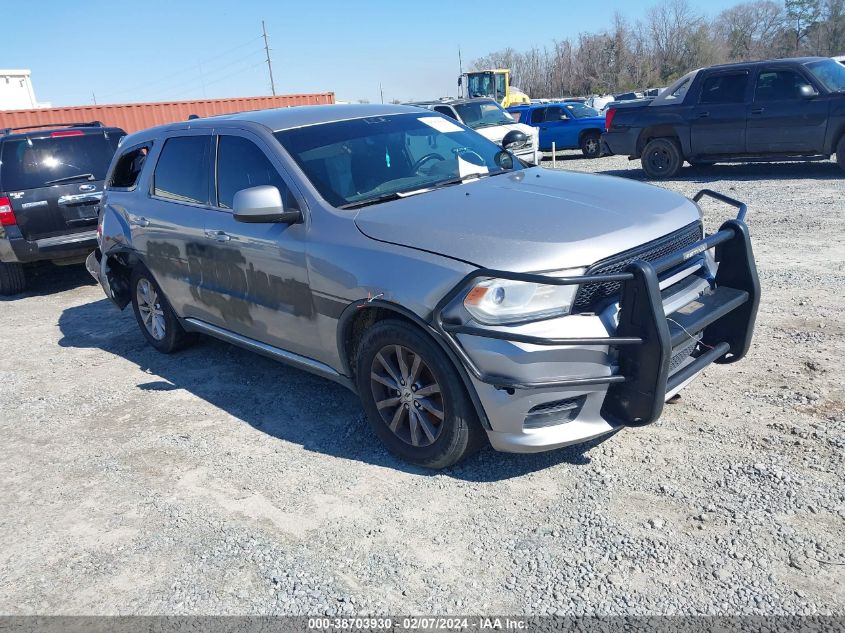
[8,0,743,106]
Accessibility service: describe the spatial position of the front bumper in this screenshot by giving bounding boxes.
[0,226,97,264]
[432,190,760,452]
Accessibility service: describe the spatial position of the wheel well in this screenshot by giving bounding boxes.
[637,127,679,154]
[578,128,602,143]
[340,305,418,380]
[337,301,492,430]
[103,250,135,309]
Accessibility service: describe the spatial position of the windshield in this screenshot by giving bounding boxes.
[562,102,600,119]
[806,59,845,92]
[466,72,504,101]
[274,113,519,208]
[0,132,122,191]
[453,101,514,129]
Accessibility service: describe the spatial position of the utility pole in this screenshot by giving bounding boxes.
[379,83,384,104]
[91,91,97,105]
[262,20,276,96]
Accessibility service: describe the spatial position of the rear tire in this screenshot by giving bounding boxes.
[356,319,485,469]
[130,265,195,353]
[580,132,602,159]
[837,135,845,172]
[641,138,683,179]
[0,261,26,295]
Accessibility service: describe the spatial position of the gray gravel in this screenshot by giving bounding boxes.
[0,153,843,616]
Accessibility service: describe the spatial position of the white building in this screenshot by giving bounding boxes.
[0,70,50,110]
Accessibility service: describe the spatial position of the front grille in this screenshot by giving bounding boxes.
[573,222,704,312]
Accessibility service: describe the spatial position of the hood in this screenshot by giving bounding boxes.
[354,168,701,272]
[473,122,537,145]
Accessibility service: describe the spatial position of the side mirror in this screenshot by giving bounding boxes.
[501,129,527,150]
[232,185,301,224]
[799,84,819,99]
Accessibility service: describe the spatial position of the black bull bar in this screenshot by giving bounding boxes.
[430,189,760,427]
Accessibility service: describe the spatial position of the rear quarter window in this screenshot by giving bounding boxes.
[109,145,150,189]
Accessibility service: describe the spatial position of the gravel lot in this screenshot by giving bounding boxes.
[1,153,843,617]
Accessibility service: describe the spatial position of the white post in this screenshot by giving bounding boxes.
[552,142,556,168]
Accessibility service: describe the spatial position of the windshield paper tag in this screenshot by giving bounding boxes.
[458,155,489,178]
[418,117,463,133]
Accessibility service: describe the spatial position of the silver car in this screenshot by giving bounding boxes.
[88,104,760,468]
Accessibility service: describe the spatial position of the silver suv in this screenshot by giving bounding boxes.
[88,104,760,468]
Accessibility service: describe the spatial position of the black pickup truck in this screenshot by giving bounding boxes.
[602,57,845,178]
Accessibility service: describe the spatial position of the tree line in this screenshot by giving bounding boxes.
[471,0,845,98]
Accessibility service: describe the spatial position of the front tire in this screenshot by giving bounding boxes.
[130,266,195,353]
[356,319,484,469]
[580,132,602,159]
[836,135,845,172]
[641,138,683,179]
[0,261,26,295]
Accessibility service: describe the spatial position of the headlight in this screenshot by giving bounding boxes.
[463,269,584,325]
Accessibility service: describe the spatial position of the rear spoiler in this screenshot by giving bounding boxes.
[1,121,105,136]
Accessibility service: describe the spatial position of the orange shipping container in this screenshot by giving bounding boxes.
[0,93,335,134]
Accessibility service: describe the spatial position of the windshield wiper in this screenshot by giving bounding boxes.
[338,187,429,210]
[473,121,511,129]
[45,173,95,185]
[430,169,510,189]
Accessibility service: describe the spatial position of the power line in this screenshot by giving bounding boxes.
[99,35,264,101]
[139,49,265,101]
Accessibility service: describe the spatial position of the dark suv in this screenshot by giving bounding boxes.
[602,57,845,178]
[0,122,125,294]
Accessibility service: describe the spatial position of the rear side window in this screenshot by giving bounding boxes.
[153,136,210,204]
[699,73,748,104]
[0,132,122,191]
[755,70,812,101]
[215,135,292,210]
[109,145,149,189]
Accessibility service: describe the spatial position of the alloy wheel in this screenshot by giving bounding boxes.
[136,278,166,341]
[369,344,444,447]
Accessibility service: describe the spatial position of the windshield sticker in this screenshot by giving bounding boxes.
[418,117,463,134]
[458,155,489,178]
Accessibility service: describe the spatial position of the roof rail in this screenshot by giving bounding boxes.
[0,121,104,136]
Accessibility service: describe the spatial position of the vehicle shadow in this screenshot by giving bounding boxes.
[593,159,843,182]
[0,262,96,301]
[57,298,601,481]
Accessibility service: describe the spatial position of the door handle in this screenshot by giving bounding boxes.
[697,112,710,119]
[750,107,764,115]
[129,216,149,227]
[205,229,231,242]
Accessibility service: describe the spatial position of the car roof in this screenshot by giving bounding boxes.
[701,56,829,72]
[215,103,430,131]
[118,103,436,146]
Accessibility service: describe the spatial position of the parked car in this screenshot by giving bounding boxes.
[0,122,125,294]
[408,98,538,164]
[88,104,759,468]
[508,102,606,158]
[585,94,615,113]
[603,57,845,178]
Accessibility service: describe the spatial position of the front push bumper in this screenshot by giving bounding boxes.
[431,190,760,452]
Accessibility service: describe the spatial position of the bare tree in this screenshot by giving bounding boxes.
[716,1,786,60]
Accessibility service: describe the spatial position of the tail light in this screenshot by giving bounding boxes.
[51,130,84,138]
[0,196,16,226]
[605,108,617,131]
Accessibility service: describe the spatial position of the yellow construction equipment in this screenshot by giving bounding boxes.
[459,69,530,108]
